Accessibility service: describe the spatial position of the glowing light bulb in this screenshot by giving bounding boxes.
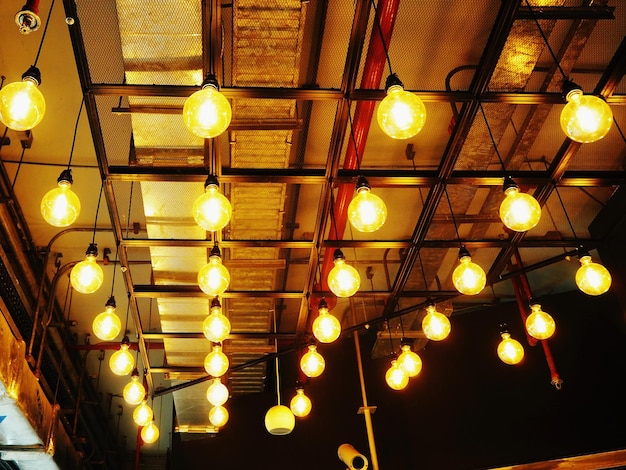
[183,74,231,138]
[109,337,134,376]
[497,332,524,365]
[192,175,232,232]
[290,388,312,418]
[377,74,426,140]
[452,247,486,296]
[525,304,555,340]
[300,344,325,378]
[0,66,45,131]
[209,405,229,427]
[198,245,230,296]
[204,344,229,378]
[312,298,341,343]
[499,178,541,232]
[141,421,159,444]
[560,83,613,143]
[396,344,422,378]
[40,169,81,227]
[385,359,409,391]
[203,297,231,343]
[327,249,360,298]
[576,255,612,296]
[92,296,121,341]
[133,401,153,427]
[123,369,146,406]
[348,176,387,233]
[206,378,229,407]
[70,244,104,294]
[264,405,294,435]
[422,304,451,341]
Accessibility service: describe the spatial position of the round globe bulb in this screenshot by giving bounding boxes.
[109,344,134,376]
[92,305,121,341]
[385,359,409,391]
[192,185,233,232]
[70,254,104,294]
[327,253,360,298]
[396,344,422,378]
[133,402,153,427]
[206,378,229,406]
[560,90,613,143]
[198,256,230,296]
[290,389,312,418]
[203,308,231,343]
[183,84,232,139]
[204,345,229,378]
[0,78,46,131]
[348,186,387,233]
[525,304,556,340]
[40,182,81,227]
[123,376,146,406]
[377,84,426,140]
[312,309,341,344]
[209,405,230,427]
[575,255,612,296]
[264,405,295,435]
[452,253,486,296]
[497,333,524,365]
[499,186,541,232]
[141,421,159,444]
[300,344,325,378]
[422,305,451,341]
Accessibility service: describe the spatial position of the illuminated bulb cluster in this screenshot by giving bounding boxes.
[265,405,295,436]
[141,421,160,444]
[312,298,341,344]
[348,176,387,233]
[0,66,46,131]
[92,296,121,341]
[289,387,312,418]
[499,178,541,232]
[575,254,612,296]
[396,342,422,380]
[198,244,230,296]
[385,358,409,391]
[560,81,613,144]
[204,343,229,378]
[183,74,232,139]
[40,169,81,227]
[525,304,555,340]
[123,369,146,406]
[206,378,229,407]
[203,297,231,343]
[133,401,153,427]
[497,331,524,365]
[422,303,451,342]
[193,175,232,233]
[70,243,104,294]
[327,249,360,298]
[300,344,325,378]
[452,247,486,296]
[377,73,426,140]
[209,405,229,427]
[109,336,134,376]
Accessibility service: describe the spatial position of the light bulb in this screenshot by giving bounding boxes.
[575,255,612,296]
[497,332,524,365]
[141,421,160,444]
[206,378,229,406]
[422,304,451,341]
[499,179,541,232]
[123,370,146,406]
[290,388,312,418]
[560,83,613,143]
[109,338,134,376]
[92,296,121,341]
[204,344,229,378]
[312,298,341,343]
[300,344,325,378]
[133,401,153,427]
[192,175,232,232]
[40,169,81,227]
[327,249,360,298]
[396,344,422,378]
[198,245,230,296]
[264,405,295,435]
[209,405,229,427]
[377,74,426,140]
[525,304,555,340]
[70,244,104,294]
[385,359,409,391]
[183,74,232,138]
[452,247,486,296]
[203,297,231,343]
[0,66,45,131]
[347,176,387,232]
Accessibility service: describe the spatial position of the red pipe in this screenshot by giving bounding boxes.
[135,426,143,470]
[22,0,40,14]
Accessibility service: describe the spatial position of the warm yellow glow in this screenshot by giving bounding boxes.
[141,421,160,444]
[497,332,524,365]
[452,250,486,296]
[109,343,134,376]
[300,344,325,378]
[499,185,541,232]
[204,344,229,378]
[183,82,232,138]
[192,183,233,232]
[133,401,153,427]
[576,255,612,296]
[0,76,46,131]
[525,304,556,340]
[327,250,360,298]
[198,252,230,296]
[71,250,104,294]
[312,300,341,343]
[422,304,451,341]
[348,181,387,233]
[377,84,426,140]
[92,298,121,341]
[203,299,231,343]
[290,388,312,418]
[40,179,81,227]
[206,378,229,406]
[209,405,230,427]
[385,359,409,391]
[123,374,146,406]
[264,405,295,435]
[396,344,422,378]
[560,89,613,143]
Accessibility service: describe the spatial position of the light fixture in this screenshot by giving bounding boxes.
[133,400,153,427]
[109,335,134,376]
[289,385,312,418]
[0,65,45,131]
[497,330,524,365]
[192,175,233,232]
[312,298,341,343]
[198,244,230,296]
[560,80,613,143]
[209,405,230,428]
[40,169,81,227]
[327,249,360,298]
[183,73,232,139]
[204,343,229,378]
[92,296,122,341]
[123,368,146,406]
[15,2,41,34]
[385,358,409,391]
[422,302,451,342]
[347,176,387,233]
[203,296,231,343]
[141,420,160,444]
[499,177,541,232]
[206,378,229,407]
[70,243,104,294]
[452,246,486,296]
[396,340,422,378]
[300,343,325,378]
[265,404,295,436]
[377,73,427,140]
[525,304,556,340]
[575,253,612,296]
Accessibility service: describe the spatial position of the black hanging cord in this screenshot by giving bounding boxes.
[11,147,27,189]
[386,319,395,355]
[125,181,135,239]
[417,250,430,297]
[91,182,104,245]
[370,0,394,75]
[208,0,214,75]
[443,185,463,247]
[524,0,567,80]
[347,100,362,171]
[478,102,506,171]
[109,242,120,297]
[552,183,578,242]
[124,293,131,333]
[66,98,85,170]
[328,184,341,241]
[614,118,626,144]
[33,0,56,67]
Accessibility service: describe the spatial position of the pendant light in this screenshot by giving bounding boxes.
[198,243,230,296]
[289,384,312,418]
[204,343,229,378]
[312,298,341,344]
[71,243,104,294]
[183,73,231,139]
[348,176,387,233]
[203,296,231,343]
[575,253,612,296]
[206,378,229,407]
[209,405,230,428]
[385,357,409,391]
[192,175,233,232]
[300,343,325,378]
[109,335,134,376]
[327,249,360,298]
[141,420,160,444]
[525,304,555,340]
[422,303,451,342]
[497,327,524,366]
[123,368,146,406]
[133,400,153,427]
[396,341,422,378]
[92,296,121,341]
[40,169,81,227]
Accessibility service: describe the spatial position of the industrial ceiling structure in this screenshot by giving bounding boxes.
[0,0,625,468]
